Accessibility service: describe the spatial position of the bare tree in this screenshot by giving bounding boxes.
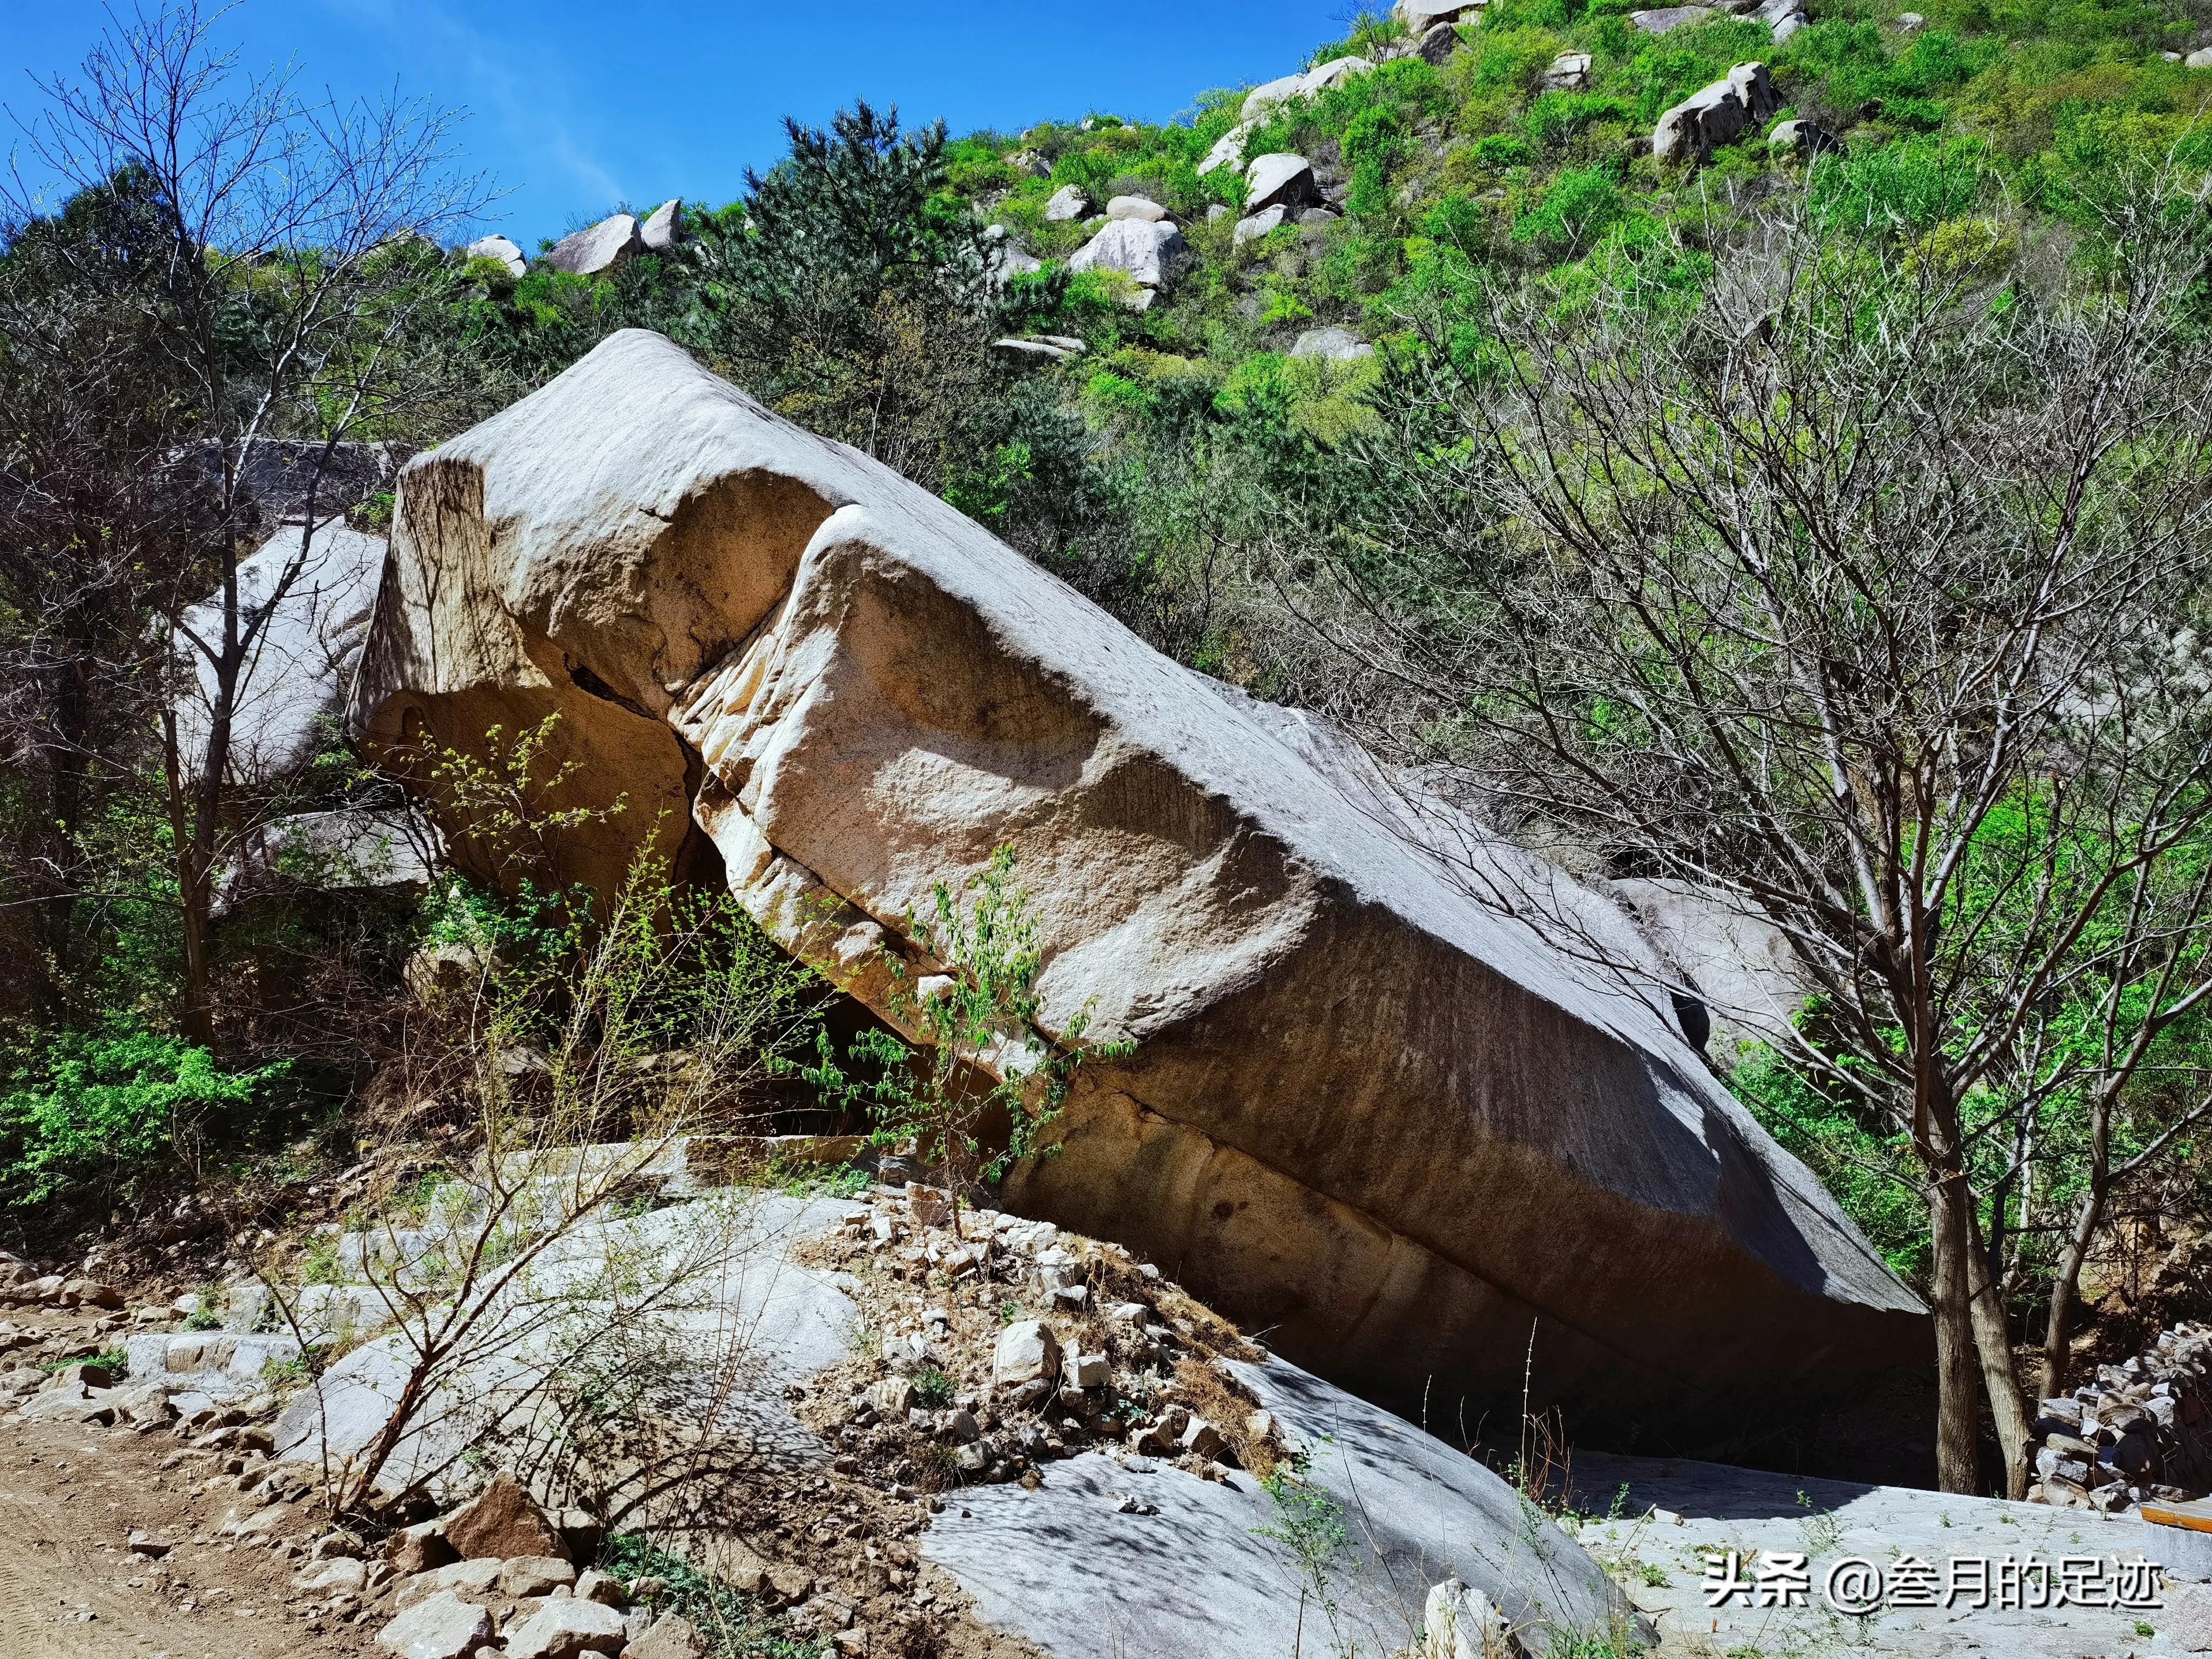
[6,0,489,1042]
[1292,187,2212,1495]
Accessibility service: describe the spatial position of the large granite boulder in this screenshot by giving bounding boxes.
[1067,218,1189,295]
[347,329,1927,1439]
[541,212,641,276]
[177,518,388,784]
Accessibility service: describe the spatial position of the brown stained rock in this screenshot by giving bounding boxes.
[444,1472,567,1562]
[387,1518,458,1576]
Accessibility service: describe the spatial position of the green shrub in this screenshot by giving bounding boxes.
[0,1032,287,1205]
[1513,164,1627,253]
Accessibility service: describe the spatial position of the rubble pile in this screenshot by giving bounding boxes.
[792,1177,1285,1495]
[2030,1320,2212,1513]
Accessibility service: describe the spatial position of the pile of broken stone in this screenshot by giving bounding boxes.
[799,1178,1284,1495]
[2030,1320,2212,1514]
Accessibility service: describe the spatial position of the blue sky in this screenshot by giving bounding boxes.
[6,1,1351,242]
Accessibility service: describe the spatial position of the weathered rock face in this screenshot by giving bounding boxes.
[348,329,1927,1438]
[177,518,388,784]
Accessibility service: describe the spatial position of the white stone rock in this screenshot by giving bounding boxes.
[1542,51,1594,90]
[1244,56,1378,123]
[1233,206,1290,245]
[1395,0,1479,27]
[993,1319,1061,1388]
[377,1590,493,1659]
[1244,154,1319,214]
[1198,124,1252,176]
[1067,218,1189,291]
[1632,4,1716,29]
[1242,73,1311,123]
[1105,195,1169,222]
[1768,117,1843,156]
[638,199,682,252]
[1303,56,1377,97]
[2189,45,2212,68]
[346,329,1928,1425]
[1653,61,1779,163]
[541,213,641,277]
[1772,12,1808,41]
[1043,185,1092,221]
[504,1595,630,1659]
[1071,1352,1111,1387]
[173,519,389,786]
[465,234,525,277]
[1291,326,1374,361]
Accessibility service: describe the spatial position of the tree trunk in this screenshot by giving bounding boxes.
[2042,1190,2100,1400]
[160,710,214,1048]
[1960,1180,2033,1497]
[1928,1174,1982,1492]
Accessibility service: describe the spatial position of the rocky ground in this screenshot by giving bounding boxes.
[1567,1452,2200,1658]
[0,1294,375,1659]
[0,1166,1621,1659]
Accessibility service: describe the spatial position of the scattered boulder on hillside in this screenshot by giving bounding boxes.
[1633,4,1716,28]
[1242,56,1375,122]
[1769,116,1844,156]
[1233,205,1290,245]
[1244,153,1321,214]
[541,212,641,276]
[983,224,1043,283]
[1653,61,1778,163]
[1757,0,1811,43]
[1291,326,1374,360]
[1381,22,1465,62]
[464,234,525,276]
[638,198,682,251]
[1394,0,1480,28]
[1105,194,1169,222]
[1006,148,1051,176]
[1067,218,1189,302]
[346,328,1928,1436]
[1542,50,1593,90]
[2190,45,2212,67]
[993,335,1088,364]
[1197,123,1251,174]
[173,518,388,785]
[1043,184,1091,221]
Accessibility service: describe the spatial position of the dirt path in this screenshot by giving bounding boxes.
[0,1309,370,1659]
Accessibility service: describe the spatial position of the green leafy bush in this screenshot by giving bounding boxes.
[0,1032,287,1205]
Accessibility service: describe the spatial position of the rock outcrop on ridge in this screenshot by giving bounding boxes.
[346,328,1927,1439]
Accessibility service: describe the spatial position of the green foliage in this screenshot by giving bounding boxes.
[0,1032,287,1206]
[913,1365,954,1407]
[795,845,1129,1226]
[40,1345,127,1375]
[598,1534,828,1658]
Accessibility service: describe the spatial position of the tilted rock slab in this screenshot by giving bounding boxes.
[348,329,1926,1433]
